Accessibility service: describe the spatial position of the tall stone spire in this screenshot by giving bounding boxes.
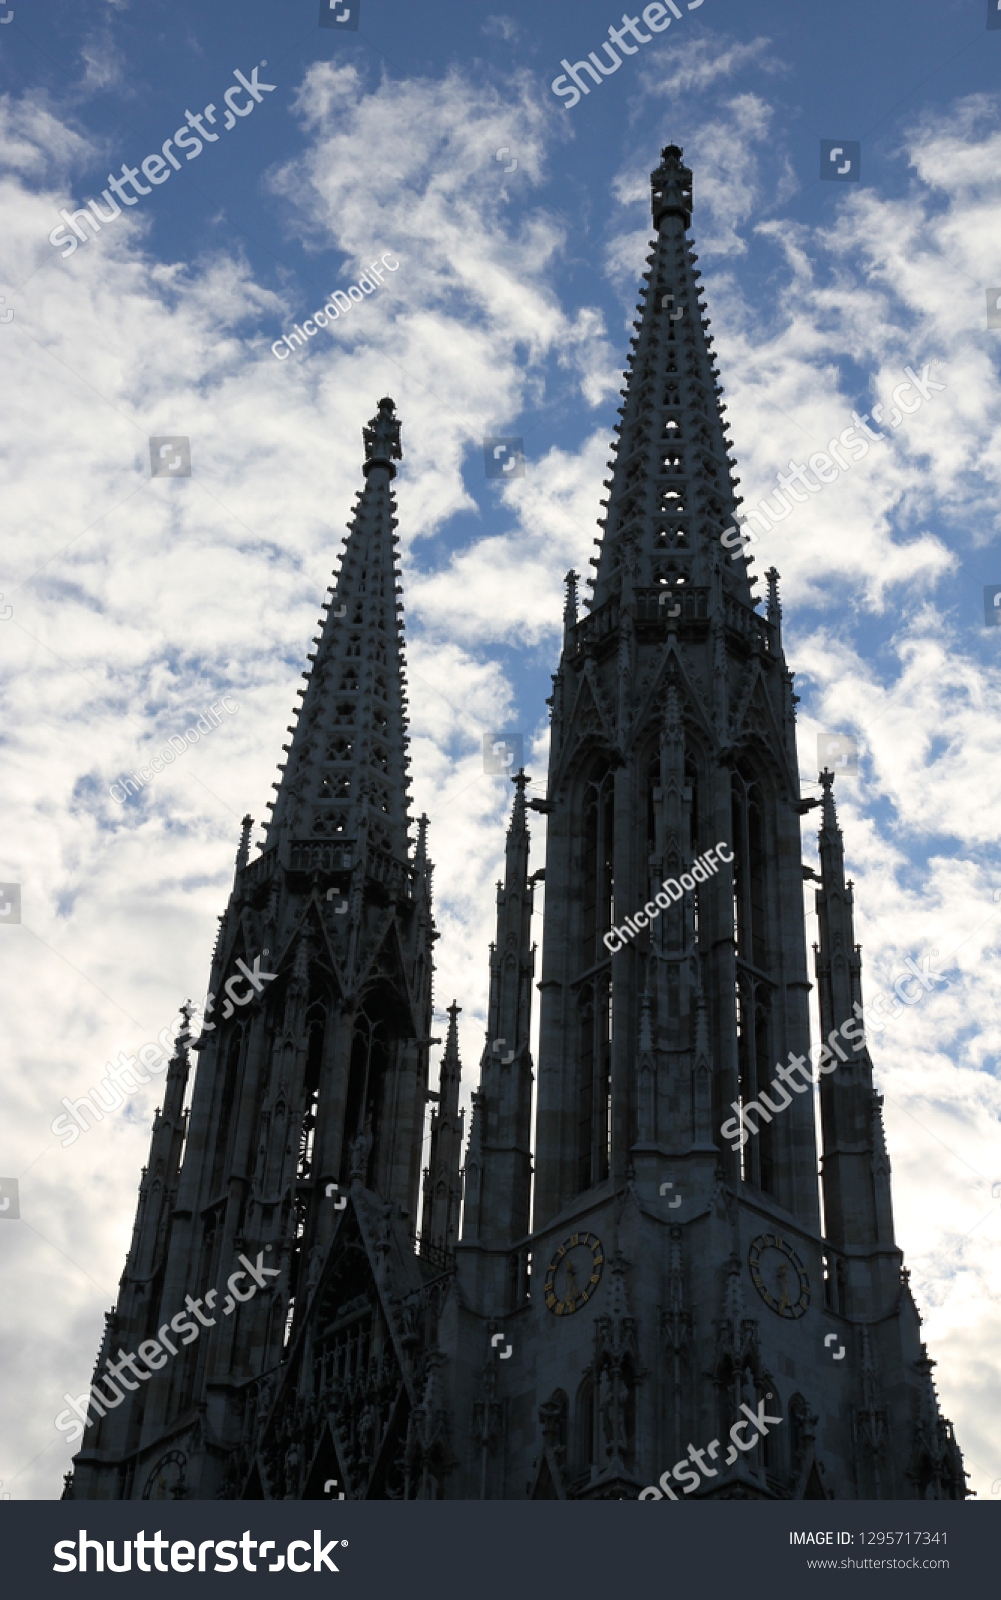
[814,768,895,1267]
[264,395,411,873]
[420,1001,464,1265]
[590,144,755,616]
[460,772,537,1297]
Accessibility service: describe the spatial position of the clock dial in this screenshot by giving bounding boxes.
[748,1232,810,1320]
[543,1232,604,1316]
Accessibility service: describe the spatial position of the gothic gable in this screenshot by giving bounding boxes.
[246,1186,454,1500]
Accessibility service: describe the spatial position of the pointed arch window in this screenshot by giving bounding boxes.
[341,1007,390,1187]
[731,770,768,969]
[209,1027,245,1196]
[297,1003,326,1180]
[572,761,615,1195]
[646,751,661,860]
[579,765,614,969]
[576,979,611,1194]
[735,975,775,1193]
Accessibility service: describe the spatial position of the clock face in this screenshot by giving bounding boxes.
[543,1232,604,1316]
[748,1232,810,1320]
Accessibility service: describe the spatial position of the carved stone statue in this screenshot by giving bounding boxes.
[349,1122,373,1182]
[306,1243,324,1296]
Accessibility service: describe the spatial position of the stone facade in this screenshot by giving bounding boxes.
[64,147,966,1503]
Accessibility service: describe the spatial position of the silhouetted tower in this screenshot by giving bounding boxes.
[68,398,438,1501]
[451,144,966,1503]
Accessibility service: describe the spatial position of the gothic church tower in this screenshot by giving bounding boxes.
[446,145,966,1502]
[67,398,443,1501]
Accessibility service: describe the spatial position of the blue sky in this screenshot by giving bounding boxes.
[1,0,1001,1501]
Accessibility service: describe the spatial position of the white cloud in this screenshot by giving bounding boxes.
[482,15,519,43]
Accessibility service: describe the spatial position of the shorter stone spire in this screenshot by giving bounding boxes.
[122,1011,192,1283]
[460,776,536,1250]
[420,1002,464,1265]
[814,764,892,1255]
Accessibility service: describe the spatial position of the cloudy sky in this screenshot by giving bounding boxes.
[1,0,999,1502]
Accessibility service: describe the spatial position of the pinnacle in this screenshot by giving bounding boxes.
[819,767,840,834]
[508,768,530,837]
[442,1000,463,1099]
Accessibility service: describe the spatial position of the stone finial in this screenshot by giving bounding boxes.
[651,143,693,229]
[362,396,403,476]
[818,767,839,834]
[176,1000,193,1047]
